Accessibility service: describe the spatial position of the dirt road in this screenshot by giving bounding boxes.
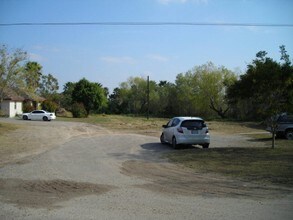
[0,118,292,219]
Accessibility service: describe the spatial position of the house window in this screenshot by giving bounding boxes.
[15,102,17,110]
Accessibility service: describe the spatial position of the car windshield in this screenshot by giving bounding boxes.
[181,120,204,129]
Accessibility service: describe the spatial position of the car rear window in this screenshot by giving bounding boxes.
[278,115,293,123]
[181,120,204,129]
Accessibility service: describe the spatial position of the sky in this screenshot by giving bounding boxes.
[0,0,293,93]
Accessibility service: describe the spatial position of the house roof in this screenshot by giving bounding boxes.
[17,90,45,102]
[2,89,25,101]
[2,88,45,102]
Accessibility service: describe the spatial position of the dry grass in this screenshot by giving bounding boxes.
[58,115,266,135]
[166,134,293,187]
[0,122,20,135]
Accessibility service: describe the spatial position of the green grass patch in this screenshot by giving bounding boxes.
[166,146,293,187]
[246,133,293,148]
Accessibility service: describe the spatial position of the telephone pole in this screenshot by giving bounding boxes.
[147,76,150,120]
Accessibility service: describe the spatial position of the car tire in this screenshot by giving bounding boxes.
[285,129,293,140]
[43,116,48,121]
[22,115,28,120]
[172,137,178,149]
[202,143,209,148]
[160,133,166,144]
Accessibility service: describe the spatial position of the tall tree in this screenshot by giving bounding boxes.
[0,45,27,102]
[226,46,293,148]
[24,61,42,92]
[38,73,59,98]
[61,82,76,110]
[72,78,107,116]
[195,62,237,118]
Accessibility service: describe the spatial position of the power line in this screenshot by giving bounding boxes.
[0,22,293,27]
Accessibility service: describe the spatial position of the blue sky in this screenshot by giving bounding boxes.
[1,0,292,92]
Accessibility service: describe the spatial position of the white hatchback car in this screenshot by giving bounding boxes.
[22,110,56,121]
[160,117,210,149]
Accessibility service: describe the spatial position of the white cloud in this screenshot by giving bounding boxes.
[147,54,169,62]
[100,56,136,64]
[29,53,46,62]
[32,45,60,53]
[157,0,207,4]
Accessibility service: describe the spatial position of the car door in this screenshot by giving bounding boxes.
[31,110,42,120]
[164,118,179,143]
[29,111,37,120]
[163,119,173,143]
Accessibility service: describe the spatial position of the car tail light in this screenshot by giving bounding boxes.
[177,127,183,133]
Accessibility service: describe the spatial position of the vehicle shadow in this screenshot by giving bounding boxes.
[140,143,200,151]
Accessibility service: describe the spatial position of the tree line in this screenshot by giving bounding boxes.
[1,44,292,121]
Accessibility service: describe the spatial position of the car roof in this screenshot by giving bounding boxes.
[173,116,203,121]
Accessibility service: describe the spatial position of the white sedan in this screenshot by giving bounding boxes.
[22,110,56,121]
[160,117,210,149]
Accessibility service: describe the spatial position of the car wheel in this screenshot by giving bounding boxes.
[172,137,178,149]
[202,144,209,148]
[285,129,293,140]
[43,116,48,121]
[22,115,28,120]
[160,133,166,144]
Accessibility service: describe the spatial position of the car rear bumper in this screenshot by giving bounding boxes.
[176,134,210,145]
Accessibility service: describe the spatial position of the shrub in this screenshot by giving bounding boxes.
[23,102,35,113]
[42,100,58,112]
[71,102,87,118]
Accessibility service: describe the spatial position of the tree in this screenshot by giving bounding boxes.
[38,73,59,98]
[226,46,293,148]
[24,61,42,92]
[195,62,237,118]
[174,62,237,118]
[72,78,107,116]
[61,82,76,111]
[0,45,27,102]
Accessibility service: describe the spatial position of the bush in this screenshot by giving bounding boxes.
[71,102,87,118]
[23,102,35,113]
[42,100,58,112]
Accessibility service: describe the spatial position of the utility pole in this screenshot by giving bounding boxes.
[147,76,150,120]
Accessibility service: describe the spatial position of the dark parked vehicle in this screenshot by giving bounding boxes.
[266,113,293,140]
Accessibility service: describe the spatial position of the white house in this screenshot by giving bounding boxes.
[0,89,45,118]
[0,89,24,117]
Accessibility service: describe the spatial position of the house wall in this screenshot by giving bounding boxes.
[0,100,23,117]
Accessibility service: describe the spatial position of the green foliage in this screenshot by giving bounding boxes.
[23,102,35,113]
[0,45,27,102]
[72,78,107,115]
[107,64,236,118]
[71,102,87,118]
[42,100,58,112]
[24,62,42,92]
[227,45,293,121]
[60,82,76,111]
[38,73,59,98]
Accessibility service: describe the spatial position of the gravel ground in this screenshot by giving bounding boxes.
[0,118,292,219]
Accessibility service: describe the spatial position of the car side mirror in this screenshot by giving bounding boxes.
[202,123,207,128]
[162,125,167,128]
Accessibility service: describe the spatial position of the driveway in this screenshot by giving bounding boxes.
[0,119,292,219]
